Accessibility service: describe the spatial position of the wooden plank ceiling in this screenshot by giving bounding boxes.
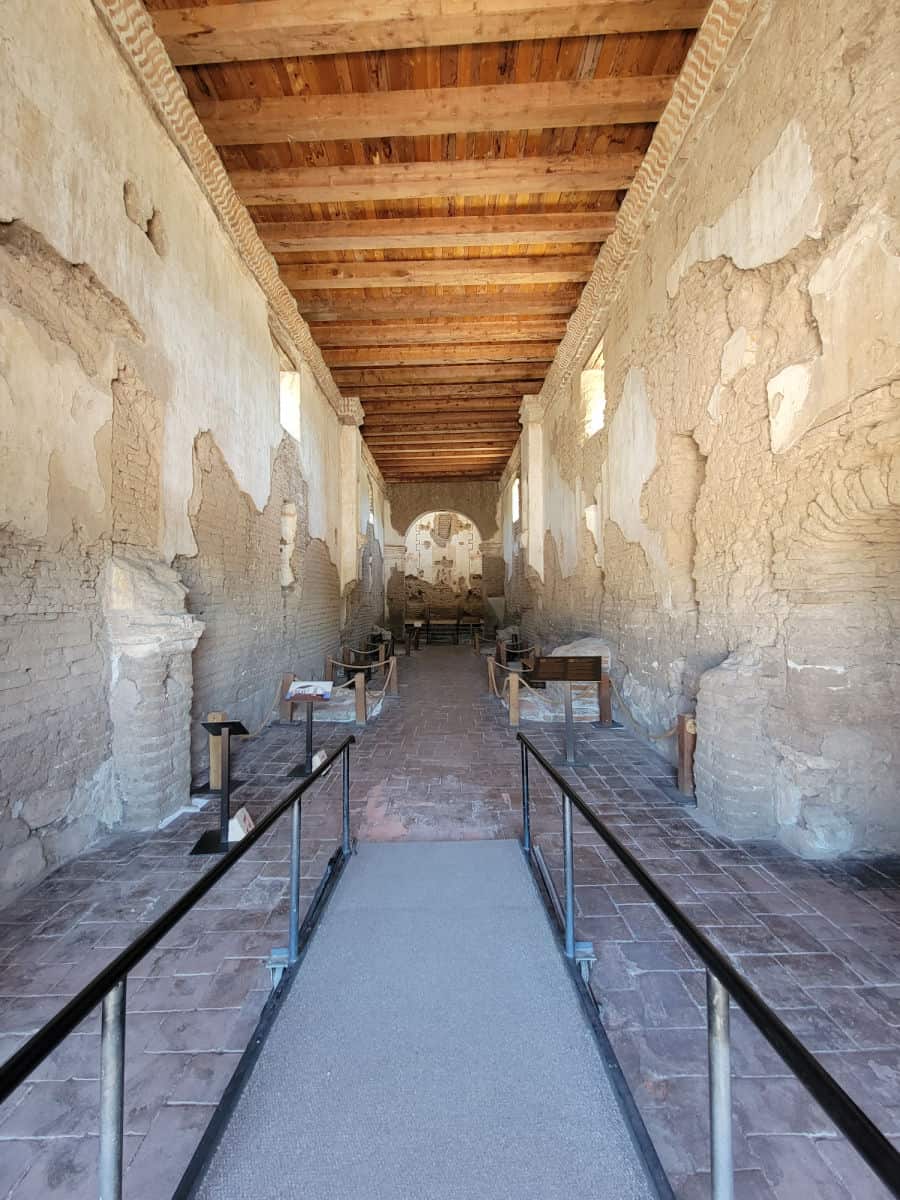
[148,0,709,482]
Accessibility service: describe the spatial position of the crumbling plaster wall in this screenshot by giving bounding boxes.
[0,0,356,891]
[383,481,503,631]
[516,0,899,856]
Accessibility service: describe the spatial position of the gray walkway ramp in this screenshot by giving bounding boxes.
[196,840,655,1200]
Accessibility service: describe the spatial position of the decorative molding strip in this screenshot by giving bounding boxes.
[360,440,386,492]
[538,0,770,414]
[338,396,366,427]
[90,0,345,417]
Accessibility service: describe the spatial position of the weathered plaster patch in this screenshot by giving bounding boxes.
[767,360,817,453]
[0,302,110,540]
[808,213,900,416]
[668,121,823,296]
[607,368,667,595]
[720,326,758,384]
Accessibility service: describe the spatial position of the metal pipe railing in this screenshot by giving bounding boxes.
[516,732,900,1200]
[0,734,355,1198]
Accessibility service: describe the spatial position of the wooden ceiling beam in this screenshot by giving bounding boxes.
[235,153,641,205]
[262,212,614,252]
[283,256,594,290]
[354,383,535,401]
[297,292,581,321]
[197,76,675,145]
[365,422,520,434]
[311,319,566,347]
[334,365,545,385]
[154,0,708,66]
[324,343,556,367]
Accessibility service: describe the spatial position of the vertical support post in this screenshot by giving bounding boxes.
[388,657,398,695]
[288,798,302,963]
[563,681,576,764]
[562,793,575,960]
[354,672,367,726]
[499,640,508,666]
[598,674,612,726]
[520,741,531,855]
[378,642,386,678]
[707,971,734,1200]
[99,978,126,1200]
[509,672,520,727]
[304,702,314,775]
[324,658,334,682]
[342,747,351,857]
[678,714,697,796]
[218,726,233,847]
[207,710,227,789]
[279,676,294,723]
[474,629,480,654]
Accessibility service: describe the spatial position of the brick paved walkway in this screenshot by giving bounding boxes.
[1,645,898,1199]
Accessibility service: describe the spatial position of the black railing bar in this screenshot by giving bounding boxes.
[517,733,900,1197]
[0,735,356,1103]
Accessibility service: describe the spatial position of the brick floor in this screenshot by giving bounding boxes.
[1,645,898,1199]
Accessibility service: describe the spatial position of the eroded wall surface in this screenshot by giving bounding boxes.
[0,0,374,891]
[512,0,899,855]
[404,512,484,615]
[383,482,503,630]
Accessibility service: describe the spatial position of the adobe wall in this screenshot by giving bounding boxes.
[512,0,899,855]
[0,0,371,891]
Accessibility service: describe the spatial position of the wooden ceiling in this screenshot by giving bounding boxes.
[148,1,709,482]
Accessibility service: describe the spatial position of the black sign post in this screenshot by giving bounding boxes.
[191,720,249,855]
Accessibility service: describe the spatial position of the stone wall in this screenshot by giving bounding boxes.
[513,0,899,855]
[0,0,362,891]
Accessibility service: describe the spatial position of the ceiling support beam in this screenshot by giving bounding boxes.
[153,0,708,66]
[324,343,556,367]
[234,153,641,205]
[332,365,547,385]
[311,320,567,347]
[282,256,594,290]
[196,76,675,144]
[260,212,615,252]
[296,292,581,321]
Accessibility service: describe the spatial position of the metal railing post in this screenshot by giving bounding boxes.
[562,792,575,959]
[520,741,531,855]
[99,978,126,1200]
[707,970,734,1200]
[288,799,302,963]
[342,747,351,857]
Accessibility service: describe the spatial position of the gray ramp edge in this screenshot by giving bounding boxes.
[195,840,655,1200]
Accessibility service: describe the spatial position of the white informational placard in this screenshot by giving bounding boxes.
[286,680,333,701]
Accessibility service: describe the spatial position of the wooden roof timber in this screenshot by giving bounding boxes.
[296,293,582,322]
[311,320,568,347]
[153,0,708,65]
[324,344,556,368]
[282,256,594,291]
[234,153,641,206]
[260,213,616,253]
[196,77,675,144]
[332,365,547,386]
[353,384,536,402]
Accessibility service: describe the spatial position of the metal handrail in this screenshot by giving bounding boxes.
[0,734,356,1198]
[517,732,900,1200]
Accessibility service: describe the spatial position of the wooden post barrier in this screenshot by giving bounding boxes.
[677,714,697,795]
[509,672,520,727]
[598,675,613,726]
[207,710,227,789]
[388,656,398,695]
[354,671,367,726]
[378,642,387,678]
